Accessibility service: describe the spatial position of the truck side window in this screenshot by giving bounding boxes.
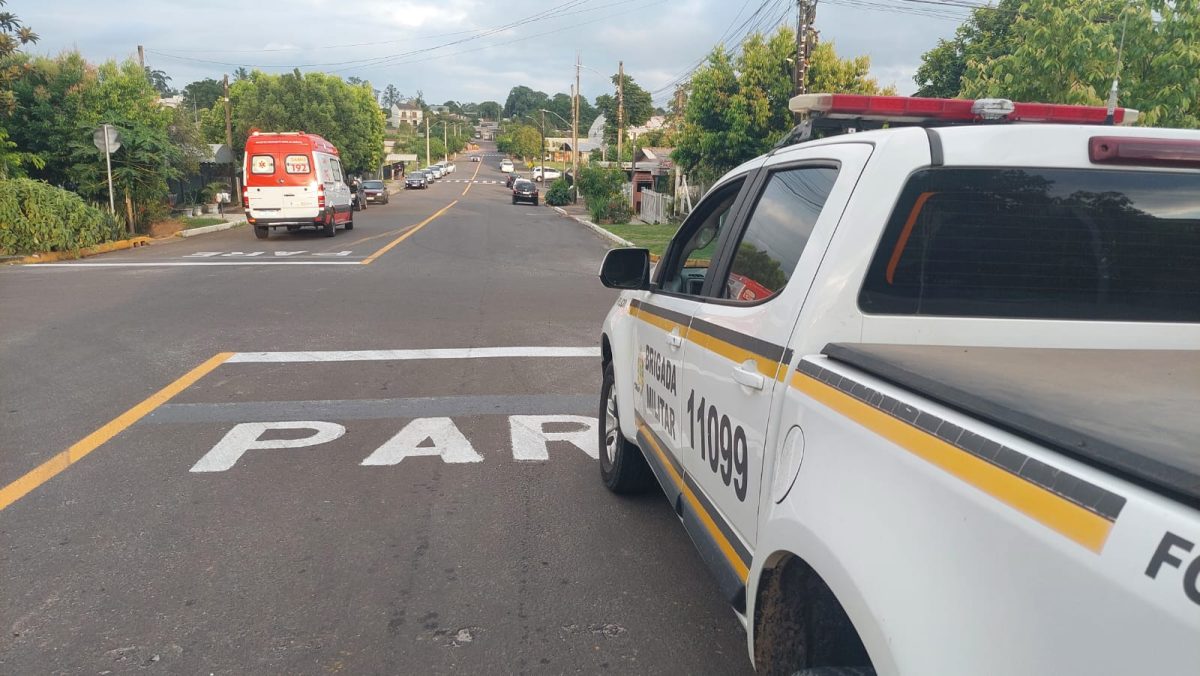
[722,166,838,303]
[658,179,745,296]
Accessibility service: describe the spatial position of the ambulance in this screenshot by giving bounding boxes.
[242,131,354,239]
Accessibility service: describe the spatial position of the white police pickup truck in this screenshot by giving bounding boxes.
[596,94,1200,675]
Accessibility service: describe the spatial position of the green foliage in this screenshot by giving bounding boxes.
[181,77,222,111]
[0,178,122,254]
[956,0,1200,128]
[496,123,541,161]
[577,165,628,222]
[0,123,42,178]
[732,243,788,292]
[594,72,654,146]
[913,0,1019,98]
[674,29,894,183]
[144,67,174,97]
[381,84,402,109]
[545,177,571,206]
[0,0,38,116]
[478,100,502,120]
[204,69,386,174]
[503,85,549,120]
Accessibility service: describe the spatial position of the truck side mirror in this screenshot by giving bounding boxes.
[599,248,651,290]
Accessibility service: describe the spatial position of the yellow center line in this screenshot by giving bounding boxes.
[360,200,458,266]
[0,352,233,512]
[461,157,483,196]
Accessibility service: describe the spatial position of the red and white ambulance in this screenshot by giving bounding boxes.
[242,131,354,239]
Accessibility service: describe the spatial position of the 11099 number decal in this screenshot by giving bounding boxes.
[687,390,749,501]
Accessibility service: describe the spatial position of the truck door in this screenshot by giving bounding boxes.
[629,177,752,481]
[678,144,871,558]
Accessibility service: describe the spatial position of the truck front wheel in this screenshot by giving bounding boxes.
[599,362,653,494]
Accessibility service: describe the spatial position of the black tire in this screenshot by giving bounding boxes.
[345,218,354,230]
[533,197,539,206]
[599,362,654,494]
[323,214,336,237]
[254,225,269,240]
[512,197,517,204]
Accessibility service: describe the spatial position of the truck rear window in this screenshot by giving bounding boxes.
[285,154,311,174]
[859,167,1200,322]
[249,154,275,174]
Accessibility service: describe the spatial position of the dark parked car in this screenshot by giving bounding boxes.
[405,172,428,189]
[361,180,389,204]
[505,173,518,188]
[512,178,538,206]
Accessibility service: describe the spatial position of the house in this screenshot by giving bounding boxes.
[628,116,667,142]
[630,146,675,215]
[543,136,599,164]
[389,102,424,128]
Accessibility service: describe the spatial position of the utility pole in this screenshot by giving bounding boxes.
[540,109,546,182]
[137,44,145,68]
[425,116,431,166]
[223,74,239,203]
[616,60,624,166]
[443,121,448,161]
[572,53,580,203]
[794,0,817,102]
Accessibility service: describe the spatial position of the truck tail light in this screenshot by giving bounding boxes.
[317,183,325,209]
[241,186,249,208]
[1089,136,1200,168]
[789,93,1139,126]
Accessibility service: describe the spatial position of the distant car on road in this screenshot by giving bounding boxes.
[499,159,514,173]
[511,178,538,206]
[532,167,562,182]
[471,155,481,162]
[405,172,428,189]
[505,173,520,188]
[361,179,389,204]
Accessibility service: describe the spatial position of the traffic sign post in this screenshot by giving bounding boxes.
[92,124,122,218]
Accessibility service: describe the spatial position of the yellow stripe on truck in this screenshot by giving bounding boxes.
[792,371,1116,553]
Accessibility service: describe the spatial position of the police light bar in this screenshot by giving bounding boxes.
[789,93,1139,126]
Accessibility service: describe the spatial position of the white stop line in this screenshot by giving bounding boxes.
[227,346,600,363]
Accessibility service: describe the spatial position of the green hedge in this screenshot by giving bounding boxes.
[0,178,124,255]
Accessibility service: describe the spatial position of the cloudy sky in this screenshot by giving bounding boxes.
[21,0,974,105]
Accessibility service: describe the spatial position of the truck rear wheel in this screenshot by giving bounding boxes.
[254,226,269,240]
[323,214,336,237]
[599,362,653,494]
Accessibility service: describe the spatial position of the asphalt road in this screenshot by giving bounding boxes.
[0,144,754,675]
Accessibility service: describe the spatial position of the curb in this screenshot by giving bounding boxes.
[177,220,245,238]
[13,236,153,264]
[552,206,635,248]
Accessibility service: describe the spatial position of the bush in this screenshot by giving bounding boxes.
[578,166,628,223]
[0,178,124,255]
[545,178,572,206]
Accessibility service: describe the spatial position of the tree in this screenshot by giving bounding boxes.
[0,0,38,115]
[913,0,1019,98]
[181,77,223,112]
[442,100,462,114]
[144,67,175,97]
[503,85,549,120]
[594,71,654,145]
[674,28,894,182]
[233,67,249,81]
[478,100,502,120]
[204,70,386,174]
[381,84,402,108]
[958,0,1200,128]
[496,123,541,161]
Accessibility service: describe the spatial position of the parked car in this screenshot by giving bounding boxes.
[511,178,538,205]
[243,131,353,239]
[405,172,428,189]
[441,162,455,174]
[426,165,443,180]
[505,173,519,188]
[351,179,367,212]
[500,159,514,173]
[532,167,562,182]
[361,179,389,204]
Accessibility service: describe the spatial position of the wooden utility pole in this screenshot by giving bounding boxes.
[223,74,239,202]
[616,60,625,165]
[137,45,145,68]
[443,121,448,161]
[425,116,431,166]
[572,60,580,203]
[795,0,817,100]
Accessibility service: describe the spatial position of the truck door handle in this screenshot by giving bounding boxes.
[732,361,765,390]
[666,328,683,350]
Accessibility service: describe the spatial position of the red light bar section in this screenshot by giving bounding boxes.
[791,93,1139,126]
[1090,136,1200,168]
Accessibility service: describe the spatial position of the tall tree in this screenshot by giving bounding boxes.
[380,84,402,109]
[594,71,654,145]
[144,67,175,97]
[502,85,549,120]
[913,0,1020,98]
[181,78,223,112]
[958,0,1200,128]
[674,28,894,182]
[478,100,502,120]
[0,0,40,176]
[233,66,250,81]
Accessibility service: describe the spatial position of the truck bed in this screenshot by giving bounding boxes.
[823,344,1200,509]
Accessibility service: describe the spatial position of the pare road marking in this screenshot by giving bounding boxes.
[189,415,598,472]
